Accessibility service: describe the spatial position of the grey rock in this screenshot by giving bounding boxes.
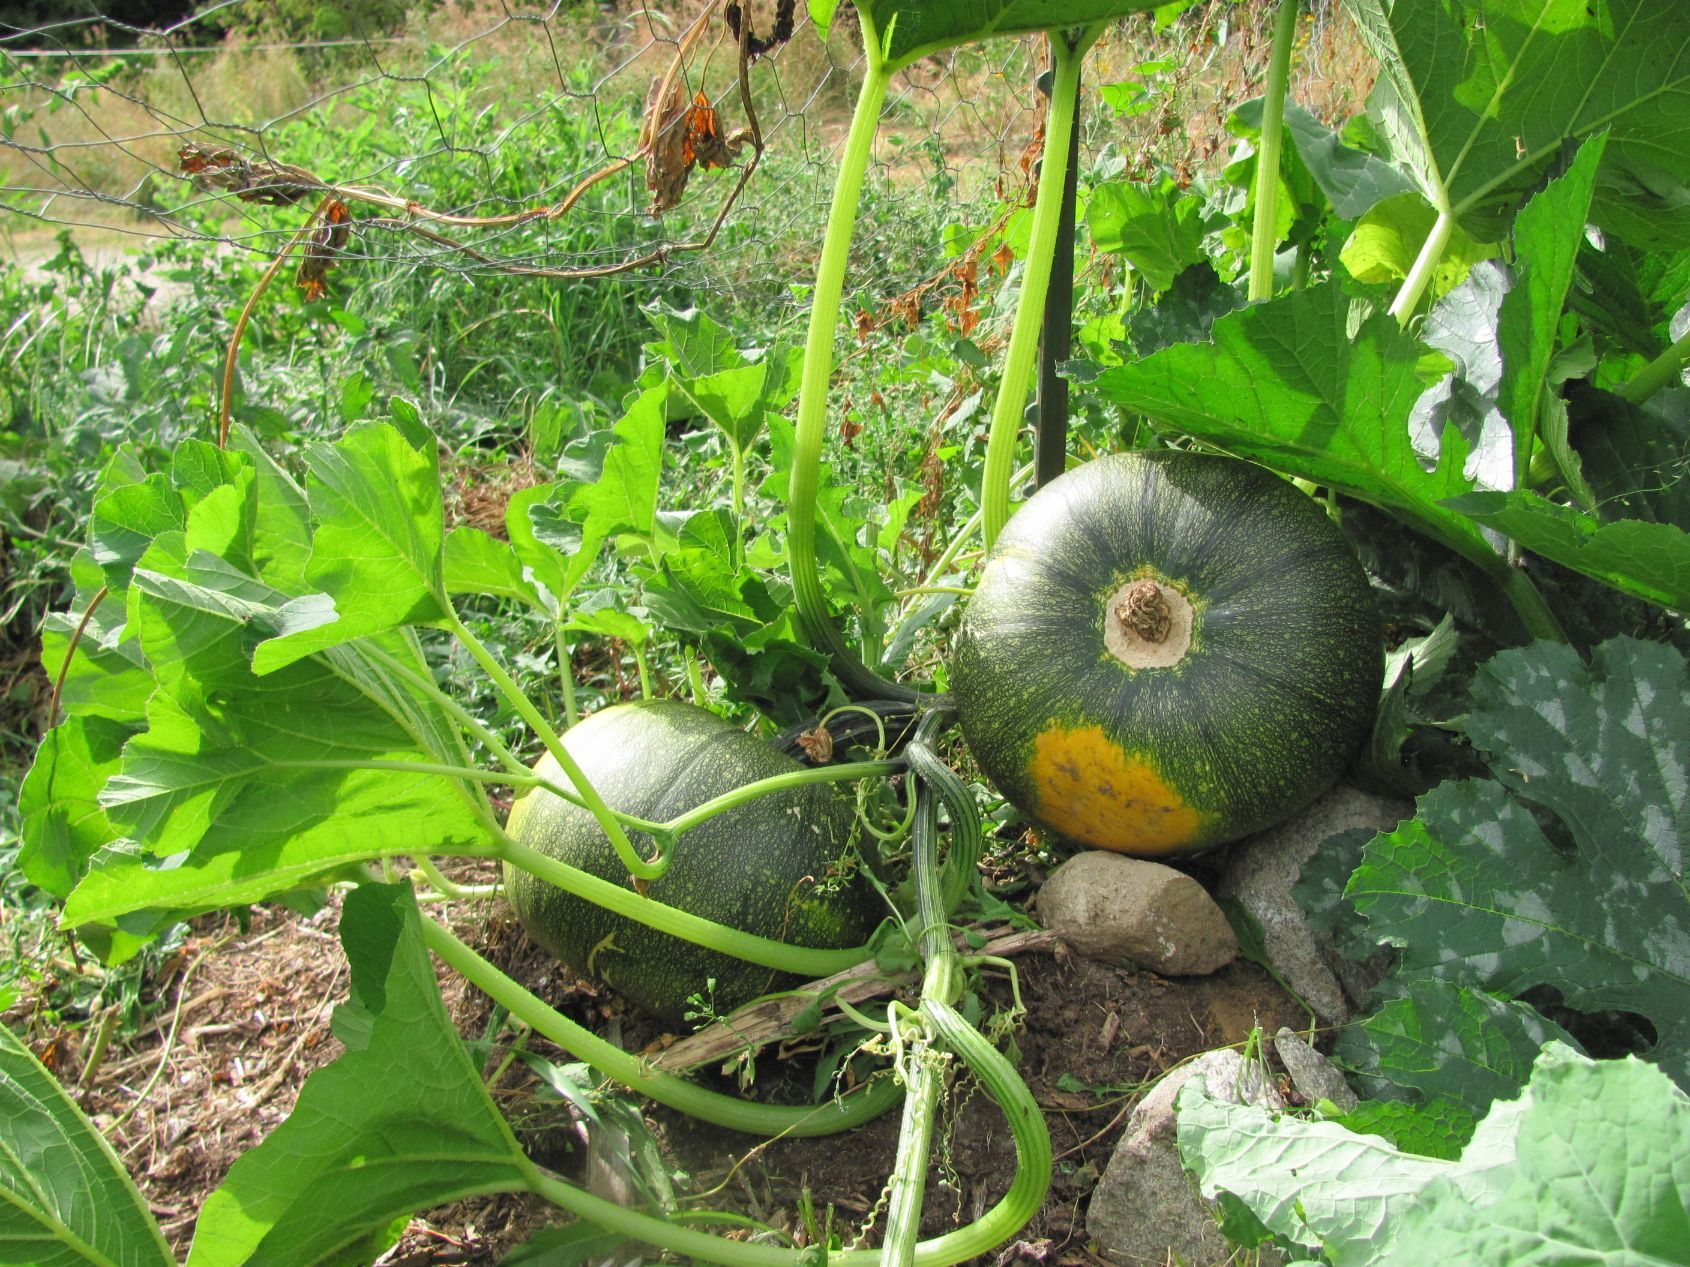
[1217,786,1410,1025]
[1274,1027,1359,1111]
[1088,1049,1285,1266]
[1038,852,1238,976]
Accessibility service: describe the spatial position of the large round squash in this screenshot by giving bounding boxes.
[503,699,874,1024]
[951,451,1381,857]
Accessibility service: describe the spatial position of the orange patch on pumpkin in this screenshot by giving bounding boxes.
[1029,725,1206,855]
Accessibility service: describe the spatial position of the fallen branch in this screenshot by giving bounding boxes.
[650,926,1058,1074]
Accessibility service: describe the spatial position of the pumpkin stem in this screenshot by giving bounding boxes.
[1116,579,1172,644]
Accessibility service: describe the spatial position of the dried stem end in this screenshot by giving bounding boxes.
[1104,576,1194,671]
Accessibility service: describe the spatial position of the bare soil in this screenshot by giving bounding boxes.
[24,856,1306,1266]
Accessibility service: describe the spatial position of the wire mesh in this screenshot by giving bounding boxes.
[0,1,1060,308]
[0,2,1375,315]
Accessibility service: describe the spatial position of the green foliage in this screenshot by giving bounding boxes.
[1094,279,1504,566]
[1341,637,1689,1090]
[186,884,540,1267]
[1347,0,1690,248]
[851,1,1160,65]
[4,0,1690,1260]
[1085,175,1209,293]
[1178,1043,1690,1267]
[0,1020,176,1267]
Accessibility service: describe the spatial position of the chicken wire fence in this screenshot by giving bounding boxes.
[0,1,1345,328]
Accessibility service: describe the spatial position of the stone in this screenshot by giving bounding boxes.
[1273,1027,1359,1111]
[1217,786,1410,1025]
[1037,851,1238,976]
[1088,1049,1285,1266]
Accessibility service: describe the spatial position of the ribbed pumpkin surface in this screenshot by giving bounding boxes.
[952,451,1381,856]
[503,699,872,1024]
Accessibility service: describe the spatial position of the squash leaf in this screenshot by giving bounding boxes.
[0,1022,175,1267]
[1333,979,1581,1113]
[253,422,451,673]
[186,884,540,1267]
[62,545,487,939]
[1496,133,1606,488]
[852,2,1160,66]
[1345,0,1690,249]
[1345,636,1690,1089]
[1328,1096,1478,1162]
[1085,176,1209,293]
[1092,281,1498,565]
[1178,1042,1690,1266]
[1442,490,1690,609]
[1232,98,1416,221]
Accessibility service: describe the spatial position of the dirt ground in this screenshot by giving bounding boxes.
[28,855,1308,1266]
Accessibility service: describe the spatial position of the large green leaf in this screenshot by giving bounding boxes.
[17,717,132,899]
[1345,0,1690,248]
[1233,98,1417,220]
[253,422,450,673]
[186,885,538,1267]
[1179,1042,1690,1266]
[37,562,151,725]
[1334,979,1581,1111]
[1092,281,1497,564]
[63,554,487,937]
[1382,1048,1690,1264]
[0,1022,175,1267]
[1497,135,1606,471]
[1085,176,1209,293]
[1346,637,1689,1087]
[1444,489,1690,608]
[229,424,313,592]
[443,525,543,607]
[1339,191,1497,295]
[852,1,1159,66]
[566,385,667,547]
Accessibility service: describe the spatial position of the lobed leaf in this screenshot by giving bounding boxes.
[1346,0,1690,249]
[186,885,537,1267]
[1179,1042,1690,1266]
[1092,281,1496,565]
[0,1023,174,1267]
[253,422,450,673]
[1443,490,1690,609]
[1347,637,1689,1087]
[1496,134,1606,484]
[1334,980,1580,1111]
[63,552,488,937]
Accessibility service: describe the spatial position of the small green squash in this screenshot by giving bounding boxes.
[951,451,1381,857]
[503,699,874,1025]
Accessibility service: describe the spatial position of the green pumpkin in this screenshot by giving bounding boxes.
[951,451,1382,857]
[503,699,873,1024]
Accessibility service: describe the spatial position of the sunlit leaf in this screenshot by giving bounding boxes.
[1340,191,1496,296]
[854,0,1160,66]
[1085,177,1208,292]
[0,1023,174,1267]
[1498,133,1606,488]
[186,885,536,1267]
[1093,282,1496,566]
[1346,0,1690,248]
[1179,1042,1690,1266]
[253,422,450,673]
[63,555,487,937]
